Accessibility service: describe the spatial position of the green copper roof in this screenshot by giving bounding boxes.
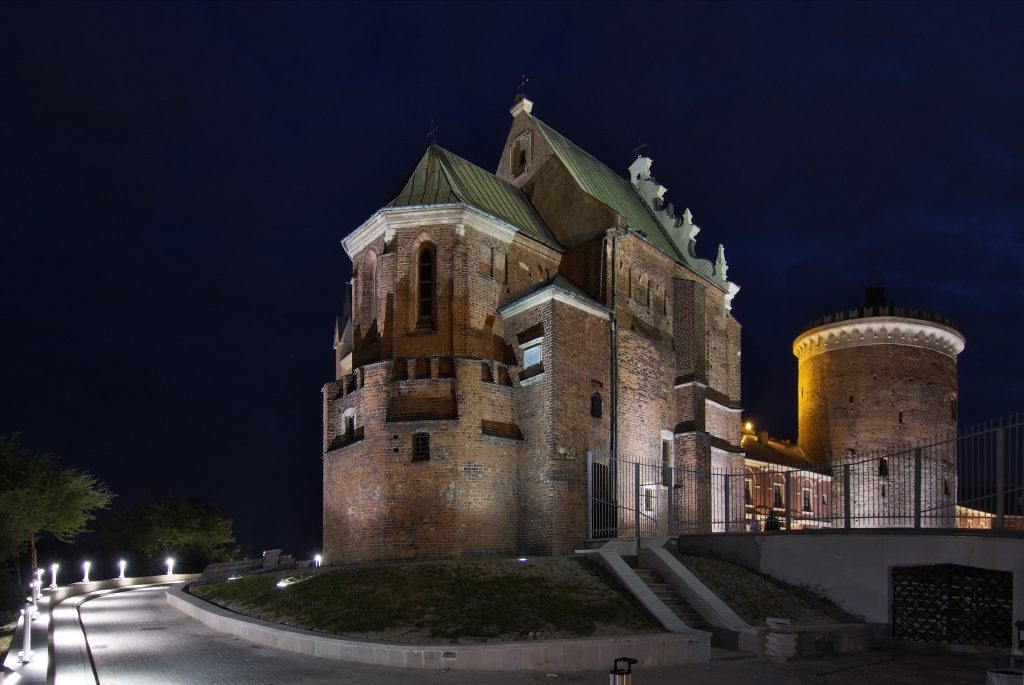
[388,145,560,250]
[530,116,683,262]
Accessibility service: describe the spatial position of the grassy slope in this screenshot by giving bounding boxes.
[191,556,661,643]
[679,554,858,625]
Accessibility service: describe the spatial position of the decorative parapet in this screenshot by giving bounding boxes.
[793,316,965,361]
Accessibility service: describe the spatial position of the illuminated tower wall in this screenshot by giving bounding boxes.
[793,288,965,527]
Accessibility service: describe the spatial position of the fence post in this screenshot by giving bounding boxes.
[843,464,852,529]
[783,471,792,530]
[667,466,675,536]
[913,447,922,529]
[586,451,594,540]
[723,474,731,533]
[996,426,1006,531]
[634,461,642,552]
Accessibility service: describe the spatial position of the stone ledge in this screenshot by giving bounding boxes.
[167,584,710,670]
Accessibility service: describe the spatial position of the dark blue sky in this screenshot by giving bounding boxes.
[2,1,1022,554]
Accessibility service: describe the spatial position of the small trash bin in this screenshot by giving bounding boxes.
[986,668,1024,685]
[609,657,638,685]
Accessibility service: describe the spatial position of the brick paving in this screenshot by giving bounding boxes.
[67,584,1006,685]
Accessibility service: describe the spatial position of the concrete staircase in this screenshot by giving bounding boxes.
[633,567,711,632]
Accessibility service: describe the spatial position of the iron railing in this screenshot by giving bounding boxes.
[586,414,1024,539]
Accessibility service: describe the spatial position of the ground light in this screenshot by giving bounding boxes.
[49,563,58,589]
[313,554,322,567]
[165,558,175,575]
[118,559,126,579]
[82,561,90,583]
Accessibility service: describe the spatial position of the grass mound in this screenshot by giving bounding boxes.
[191,556,660,643]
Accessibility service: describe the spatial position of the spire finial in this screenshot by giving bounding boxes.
[426,119,440,144]
[517,74,530,96]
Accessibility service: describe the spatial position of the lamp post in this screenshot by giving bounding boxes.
[82,560,91,583]
[118,559,127,579]
[165,557,174,576]
[313,554,322,568]
[50,562,59,589]
[19,603,33,663]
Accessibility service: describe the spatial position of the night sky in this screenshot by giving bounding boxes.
[2,2,1022,555]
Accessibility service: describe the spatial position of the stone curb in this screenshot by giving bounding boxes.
[167,584,710,670]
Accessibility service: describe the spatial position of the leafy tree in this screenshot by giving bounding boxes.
[104,495,236,572]
[0,435,114,570]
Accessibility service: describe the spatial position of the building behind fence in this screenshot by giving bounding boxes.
[588,414,1024,538]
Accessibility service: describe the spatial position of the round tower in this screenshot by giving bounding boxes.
[793,287,965,527]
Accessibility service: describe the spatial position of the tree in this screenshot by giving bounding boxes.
[0,435,114,570]
[104,495,236,572]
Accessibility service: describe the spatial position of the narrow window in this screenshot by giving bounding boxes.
[898,410,903,424]
[523,343,542,371]
[802,487,812,512]
[849,395,854,404]
[773,483,784,509]
[591,391,602,418]
[344,414,355,439]
[661,440,673,486]
[510,133,531,177]
[878,458,889,477]
[943,475,951,497]
[821,492,828,506]
[880,484,887,498]
[644,488,655,512]
[951,397,958,421]
[417,246,435,326]
[362,251,378,322]
[412,432,430,461]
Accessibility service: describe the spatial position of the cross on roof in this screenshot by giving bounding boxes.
[632,140,648,159]
[426,119,440,143]
[517,74,529,95]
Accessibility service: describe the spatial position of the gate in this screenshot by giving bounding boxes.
[892,564,1013,646]
[587,452,674,542]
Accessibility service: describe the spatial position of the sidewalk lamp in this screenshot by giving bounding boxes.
[313,554,322,567]
[35,568,45,584]
[165,557,175,576]
[50,562,59,589]
[82,560,91,583]
[118,559,127,579]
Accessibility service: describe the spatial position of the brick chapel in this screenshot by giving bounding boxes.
[322,97,743,564]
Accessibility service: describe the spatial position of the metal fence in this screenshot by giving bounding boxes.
[586,414,1024,540]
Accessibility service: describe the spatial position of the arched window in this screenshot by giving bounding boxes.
[416,245,435,327]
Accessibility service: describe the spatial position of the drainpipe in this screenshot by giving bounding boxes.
[606,228,620,462]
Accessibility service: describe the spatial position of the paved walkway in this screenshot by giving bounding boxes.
[4,583,1007,684]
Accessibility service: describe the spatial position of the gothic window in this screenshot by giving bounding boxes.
[416,244,436,327]
[412,432,430,461]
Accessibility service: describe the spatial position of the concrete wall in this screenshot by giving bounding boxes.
[678,531,1024,627]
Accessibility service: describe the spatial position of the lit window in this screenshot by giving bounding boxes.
[412,432,430,461]
[802,487,812,512]
[744,478,753,506]
[773,483,784,509]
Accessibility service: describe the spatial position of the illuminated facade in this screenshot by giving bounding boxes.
[322,98,742,563]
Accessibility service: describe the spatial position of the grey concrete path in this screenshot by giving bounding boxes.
[64,584,1008,685]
